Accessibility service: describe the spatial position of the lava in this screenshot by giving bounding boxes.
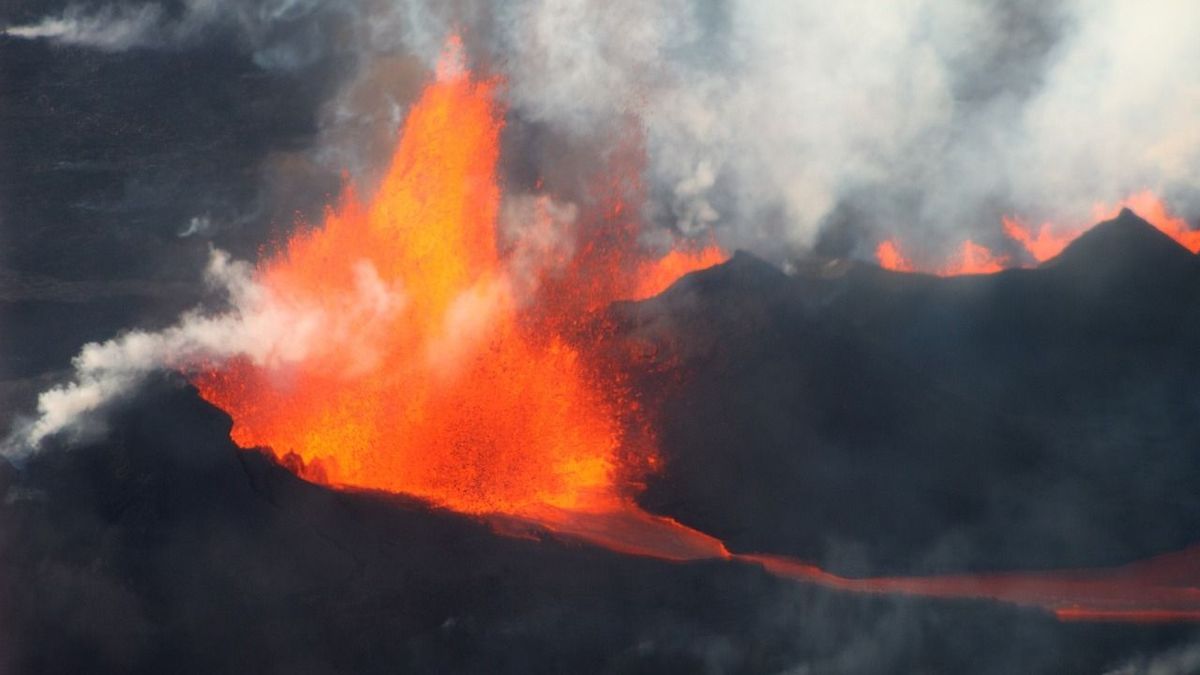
[939,239,1008,276]
[192,38,1200,625]
[1094,191,1200,254]
[877,191,1198,273]
[874,240,914,273]
[744,547,1200,622]
[492,507,1200,623]
[632,245,728,300]
[193,39,722,518]
[875,238,1008,276]
[1001,216,1076,263]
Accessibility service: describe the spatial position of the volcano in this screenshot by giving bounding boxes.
[5,209,1200,673]
[630,209,1200,574]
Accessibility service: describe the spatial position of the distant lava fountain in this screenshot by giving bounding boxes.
[194,37,1200,623]
[1003,191,1200,262]
[877,191,1199,273]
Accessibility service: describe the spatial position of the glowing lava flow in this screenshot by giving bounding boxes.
[744,547,1200,623]
[877,191,1199,273]
[490,512,1200,622]
[193,40,1200,624]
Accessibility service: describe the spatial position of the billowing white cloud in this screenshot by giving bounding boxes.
[7,248,405,452]
[11,1,1196,250]
[3,3,164,50]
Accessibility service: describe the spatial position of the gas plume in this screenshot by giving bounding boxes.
[6,1,1199,258]
[11,247,405,449]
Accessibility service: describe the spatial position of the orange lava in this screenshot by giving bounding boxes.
[938,240,1008,276]
[1001,216,1076,263]
[492,506,1200,623]
[194,40,722,517]
[875,237,1009,276]
[633,244,727,300]
[1094,190,1200,253]
[1003,192,1199,263]
[874,240,915,272]
[744,548,1200,621]
[1054,609,1200,623]
[876,192,1197,273]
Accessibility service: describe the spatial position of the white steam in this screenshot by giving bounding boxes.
[3,3,164,50]
[401,0,1200,250]
[9,248,405,451]
[11,1,1197,250]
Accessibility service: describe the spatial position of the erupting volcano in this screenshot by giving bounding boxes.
[14,2,1200,670]
[187,38,1200,627]
[193,38,723,526]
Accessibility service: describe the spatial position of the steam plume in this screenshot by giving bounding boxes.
[10,1,1195,255]
[7,248,404,451]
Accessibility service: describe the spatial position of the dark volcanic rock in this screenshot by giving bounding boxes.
[6,377,1191,674]
[1045,208,1197,277]
[622,211,1200,576]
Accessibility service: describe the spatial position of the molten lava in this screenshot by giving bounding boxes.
[1004,192,1200,263]
[878,191,1198,273]
[194,40,723,516]
[874,240,914,273]
[875,238,1008,276]
[939,239,1008,276]
[1094,191,1200,254]
[1001,216,1076,263]
[632,245,728,300]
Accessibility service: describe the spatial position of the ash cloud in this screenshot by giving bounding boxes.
[9,1,1197,261]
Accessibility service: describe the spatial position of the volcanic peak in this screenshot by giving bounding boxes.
[1044,207,1198,274]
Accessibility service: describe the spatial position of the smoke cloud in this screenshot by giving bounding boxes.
[10,1,1195,257]
[7,248,405,451]
[391,0,1200,256]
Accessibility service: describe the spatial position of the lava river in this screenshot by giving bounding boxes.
[193,38,1200,624]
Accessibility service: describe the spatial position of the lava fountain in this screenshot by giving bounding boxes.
[194,38,1200,623]
[193,37,723,535]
